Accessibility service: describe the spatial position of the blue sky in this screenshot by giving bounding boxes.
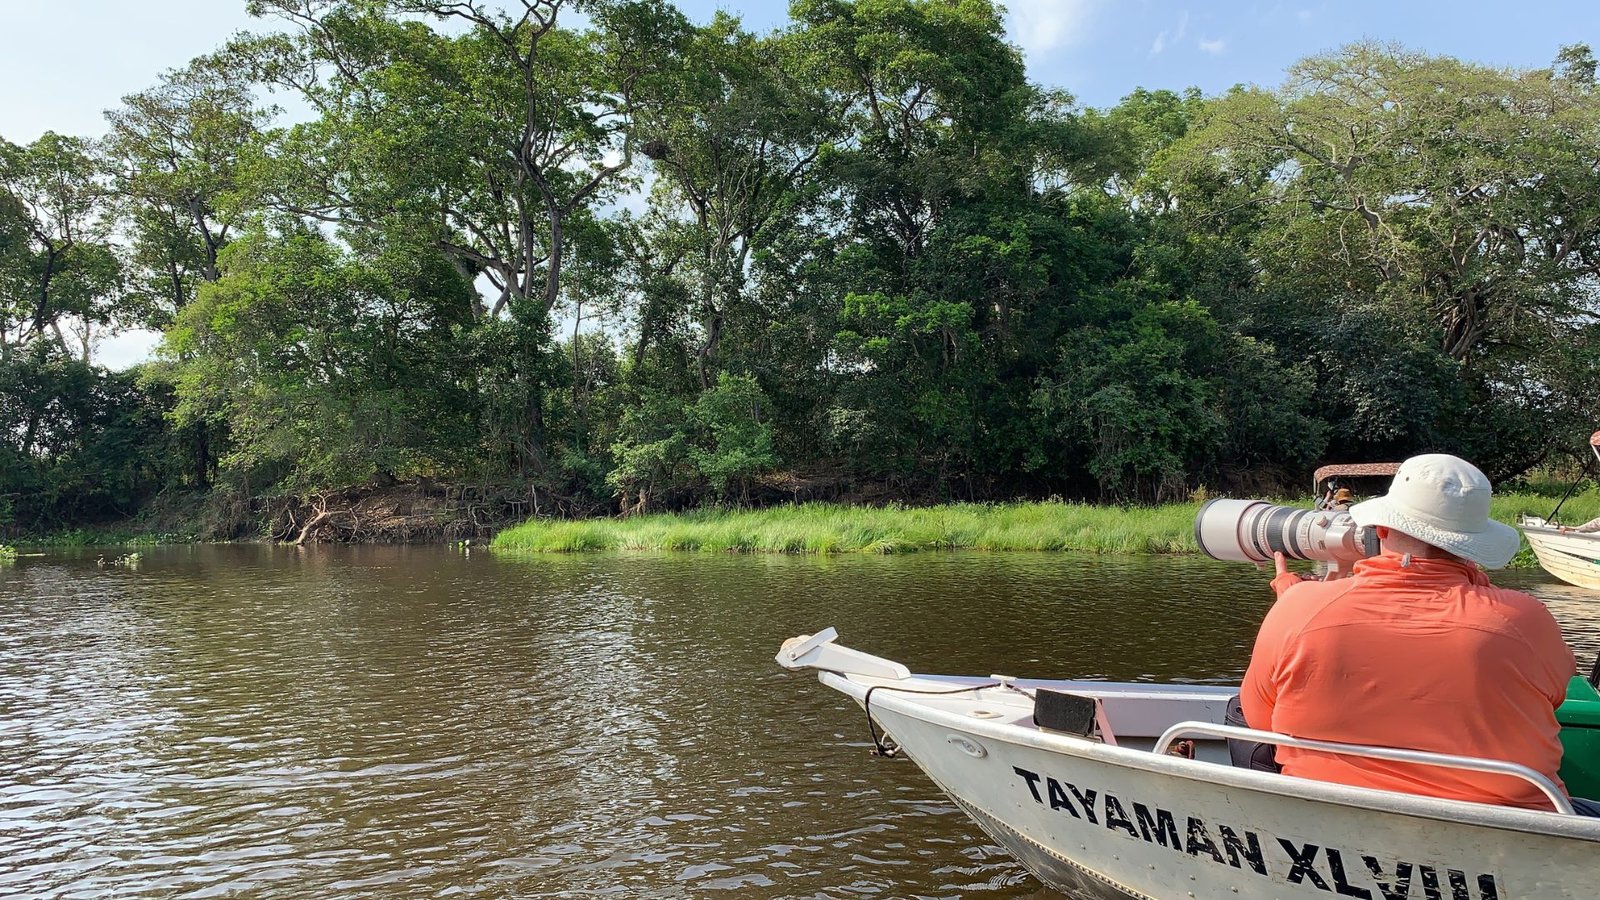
[3,1,1593,366]
[6,1,1594,144]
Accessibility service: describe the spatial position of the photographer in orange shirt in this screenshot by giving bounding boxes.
[1242,454,1589,812]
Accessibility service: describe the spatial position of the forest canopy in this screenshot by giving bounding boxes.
[2,0,1598,534]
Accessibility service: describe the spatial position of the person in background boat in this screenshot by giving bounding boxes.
[1242,454,1592,814]
[1558,517,1600,534]
[1312,480,1350,509]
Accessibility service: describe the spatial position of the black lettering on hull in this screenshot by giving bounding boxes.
[1278,839,1331,891]
[1421,864,1443,900]
[1364,856,1414,900]
[1008,766,1505,898]
[1133,802,1180,849]
[1014,766,1043,804]
[1327,848,1372,898]
[1066,783,1099,824]
[1220,825,1267,876]
[1047,778,1079,817]
[1186,817,1225,864]
[1103,794,1138,838]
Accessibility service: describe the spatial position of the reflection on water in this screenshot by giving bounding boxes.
[0,547,1592,897]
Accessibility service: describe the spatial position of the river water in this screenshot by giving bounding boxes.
[2,546,1597,898]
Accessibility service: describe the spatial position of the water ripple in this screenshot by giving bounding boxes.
[0,547,1591,897]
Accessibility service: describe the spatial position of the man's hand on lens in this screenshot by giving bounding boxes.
[1270,551,1308,595]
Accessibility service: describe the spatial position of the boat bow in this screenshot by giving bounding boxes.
[779,628,1600,899]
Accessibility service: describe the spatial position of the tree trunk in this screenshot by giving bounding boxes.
[697,316,723,391]
[194,426,212,489]
[31,247,58,342]
[295,510,331,545]
[544,215,563,314]
[521,386,546,475]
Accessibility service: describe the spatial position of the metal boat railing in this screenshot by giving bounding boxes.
[1154,721,1576,815]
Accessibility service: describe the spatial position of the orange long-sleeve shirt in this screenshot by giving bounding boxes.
[1241,552,1576,810]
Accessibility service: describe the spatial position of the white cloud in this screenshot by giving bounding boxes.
[1006,0,1096,56]
[1198,37,1227,54]
[1150,10,1189,56]
[97,328,163,371]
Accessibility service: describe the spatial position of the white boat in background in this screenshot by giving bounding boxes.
[777,629,1600,899]
[1521,431,1600,591]
[1521,517,1600,591]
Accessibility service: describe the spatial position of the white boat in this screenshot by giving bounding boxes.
[1522,431,1600,591]
[777,628,1600,899]
[1520,517,1600,591]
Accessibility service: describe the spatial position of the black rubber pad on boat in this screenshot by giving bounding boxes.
[1033,690,1098,737]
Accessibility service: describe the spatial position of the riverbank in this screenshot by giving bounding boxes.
[491,493,1600,557]
[16,488,1596,557]
[10,481,562,547]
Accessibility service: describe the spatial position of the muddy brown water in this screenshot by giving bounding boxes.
[1,547,1596,898]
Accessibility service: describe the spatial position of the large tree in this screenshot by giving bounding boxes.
[163,228,481,491]
[104,56,269,486]
[238,0,686,318]
[1160,42,1600,475]
[631,13,834,389]
[233,0,689,471]
[0,133,122,361]
[104,55,265,325]
[788,0,1108,488]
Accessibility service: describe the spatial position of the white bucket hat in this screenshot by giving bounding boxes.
[1348,454,1520,568]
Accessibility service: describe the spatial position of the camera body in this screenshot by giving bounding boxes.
[1194,498,1378,575]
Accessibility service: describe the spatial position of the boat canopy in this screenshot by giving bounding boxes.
[1312,462,1400,491]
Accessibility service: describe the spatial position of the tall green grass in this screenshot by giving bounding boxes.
[1494,491,1600,568]
[491,491,1600,556]
[1493,491,1600,528]
[494,501,1199,554]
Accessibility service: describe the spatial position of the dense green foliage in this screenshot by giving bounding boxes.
[0,353,178,531]
[2,0,1598,535]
